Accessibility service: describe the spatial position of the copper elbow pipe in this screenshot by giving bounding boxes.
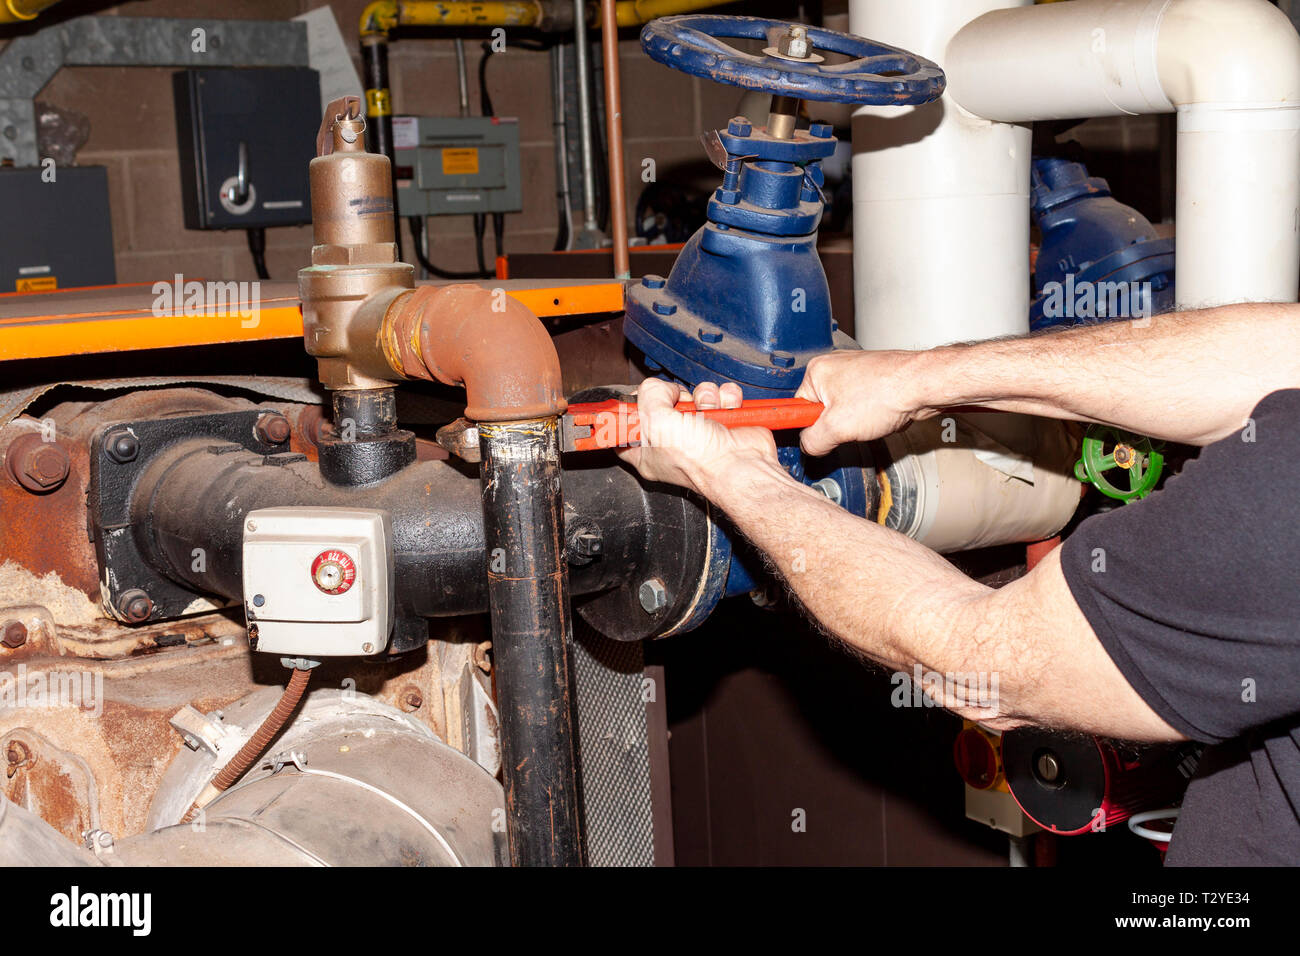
[383,284,567,422]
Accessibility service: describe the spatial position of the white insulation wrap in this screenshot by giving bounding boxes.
[879,414,1083,554]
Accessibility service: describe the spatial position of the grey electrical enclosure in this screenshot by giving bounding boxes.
[173,67,321,230]
[393,115,523,217]
[0,166,114,292]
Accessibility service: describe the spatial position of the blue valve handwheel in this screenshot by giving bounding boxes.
[640,15,945,106]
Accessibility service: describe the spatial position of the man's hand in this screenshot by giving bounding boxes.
[616,378,780,496]
[795,349,927,457]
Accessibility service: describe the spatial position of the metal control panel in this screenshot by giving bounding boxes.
[0,166,115,291]
[392,115,522,217]
[173,67,321,229]
[242,507,393,657]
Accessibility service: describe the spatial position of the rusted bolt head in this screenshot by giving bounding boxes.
[255,412,292,445]
[6,433,70,492]
[6,740,30,765]
[399,686,424,712]
[25,442,70,489]
[117,589,152,623]
[0,619,27,649]
[104,428,139,464]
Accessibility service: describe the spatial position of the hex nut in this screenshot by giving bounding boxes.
[638,578,668,614]
[811,477,843,506]
[104,428,139,464]
[566,521,604,566]
[1,620,27,649]
[117,589,152,623]
[255,412,292,445]
[777,25,811,59]
[399,686,424,712]
[5,433,70,492]
[26,443,70,488]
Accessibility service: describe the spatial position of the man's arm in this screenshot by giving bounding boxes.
[797,302,1300,456]
[621,379,1184,742]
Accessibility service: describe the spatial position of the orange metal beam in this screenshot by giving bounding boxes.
[0,280,625,363]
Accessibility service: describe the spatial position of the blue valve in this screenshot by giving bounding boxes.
[640,15,945,106]
[624,17,944,629]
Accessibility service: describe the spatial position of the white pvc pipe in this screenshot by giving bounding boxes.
[849,0,1079,554]
[850,0,1033,351]
[847,0,1300,553]
[946,0,1300,309]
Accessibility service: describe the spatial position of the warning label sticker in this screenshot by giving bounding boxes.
[16,276,57,292]
[441,148,479,176]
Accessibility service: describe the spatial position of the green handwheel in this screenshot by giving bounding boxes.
[1074,425,1164,503]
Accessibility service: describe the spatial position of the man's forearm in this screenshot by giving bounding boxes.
[696,450,992,696]
[691,451,1181,739]
[903,303,1300,445]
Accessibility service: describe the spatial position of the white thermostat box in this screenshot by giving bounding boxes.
[241,507,394,657]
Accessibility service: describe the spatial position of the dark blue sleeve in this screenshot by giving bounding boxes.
[1060,389,1300,744]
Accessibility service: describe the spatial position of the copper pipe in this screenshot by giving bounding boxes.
[383,284,567,422]
[181,667,313,823]
[599,0,631,279]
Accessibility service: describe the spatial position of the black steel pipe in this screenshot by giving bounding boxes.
[332,387,397,437]
[130,440,689,633]
[319,387,416,486]
[478,418,586,867]
[361,34,402,261]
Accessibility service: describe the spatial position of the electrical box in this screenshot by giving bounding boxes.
[0,166,114,292]
[393,115,522,217]
[173,67,321,230]
[242,507,393,658]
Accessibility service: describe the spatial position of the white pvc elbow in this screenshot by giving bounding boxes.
[945,0,1300,308]
[946,0,1300,120]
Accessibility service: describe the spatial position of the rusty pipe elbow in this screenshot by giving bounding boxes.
[383,284,566,422]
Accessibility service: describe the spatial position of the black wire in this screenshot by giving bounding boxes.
[589,37,609,233]
[478,43,495,118]
[492,213,505,263]
[478,43,507,271]
[473,214,488,276]
[407,217,491,279]
[553,202,570,252]
[246,228,270,280]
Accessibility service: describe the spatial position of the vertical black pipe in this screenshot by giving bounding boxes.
[478,417,586,867]
[319,386,415,487]
[361,34,403,262]
[332,387,397,438]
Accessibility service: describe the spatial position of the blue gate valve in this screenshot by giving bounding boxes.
[622,17,945,628]
[626,16,945,398]
[1029,157,1175,332]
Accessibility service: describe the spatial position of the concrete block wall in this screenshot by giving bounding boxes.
[11,0,751,284]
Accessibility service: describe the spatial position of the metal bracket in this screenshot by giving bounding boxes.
[0,15,309,166]
[88,408,293,625]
